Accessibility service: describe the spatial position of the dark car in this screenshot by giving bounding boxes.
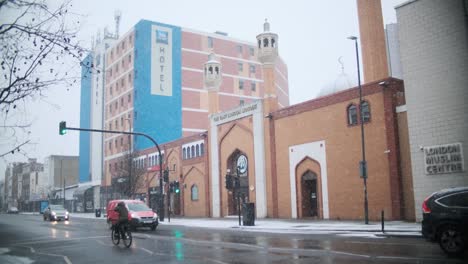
[421,187,468,256]
[107,200,158,231]
[43,204,69,221]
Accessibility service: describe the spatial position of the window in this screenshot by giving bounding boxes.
[109,141,112,150]
[110,68,112,77]
[109,163,112,172]
[347,104,358,125]
[237,45,243,53]
[191,185,199,201]
[115,119,118,128]
[128,94,131,103]
[109,123,112,130]
[116,81,119,91]
[183,147,186,160]
[121,117,124,126]
[120,137,123,146]
[120,161,123,169]
[240,99,245,105]
[238,63,243,72]
[109,104,112,113]
[128,54,132,63]
[114,139,118,148]
[249,47,255,56]
[208,37,213,48]
[249,64,256,73]
[438,192,468,207]
[121,97,124,106]
[121,60,124,68]
[200,143,204,155]
[251,82,256,92]
[239,80,244,90]
[191,146,195,158]
[196,145,200,157]
[128,73,132,84]
[110,85,113,95]
[360,101,371,123]
[187,147,191,159]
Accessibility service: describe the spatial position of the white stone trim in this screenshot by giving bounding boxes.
[182,87,207,93]
[218,92,261,100]
[182,128,207,133]
[253,102,267,217]
[182,107,208,113]
[104,150,130,161]
[275,83,289,97]
[289,141,329,219]
[396,104,407,113]
[210,121,220,217]
[181,47,260,64]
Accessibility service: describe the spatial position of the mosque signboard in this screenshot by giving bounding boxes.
[424,143,464,175]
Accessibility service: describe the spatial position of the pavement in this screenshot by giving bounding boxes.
[20,212,422,238]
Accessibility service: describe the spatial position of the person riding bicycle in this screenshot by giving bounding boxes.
[113,202,129,239]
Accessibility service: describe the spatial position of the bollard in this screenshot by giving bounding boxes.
[381,210,385,233]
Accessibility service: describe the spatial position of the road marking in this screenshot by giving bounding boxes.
[346,240,427,247]
[14,245,73,264]
[376,255,461,262]
[12,236,108,246]
[140,247,153,255]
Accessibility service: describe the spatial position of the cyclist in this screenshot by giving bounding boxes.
[113,202,129,239]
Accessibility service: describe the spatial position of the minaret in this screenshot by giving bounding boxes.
[204,52,222,114]
[256,19,279,112]
[357,0,389,82]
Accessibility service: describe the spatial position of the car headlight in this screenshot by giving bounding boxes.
[131,213,140,219]
[153,213,158,219]
[51,212,56,216]
[65,211,69,215]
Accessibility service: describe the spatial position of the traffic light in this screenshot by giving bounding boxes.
[225,174,233,190]
[174,181,180,194]
[163,169,169,182]
[59,121,67,135]
[169,182,174,193]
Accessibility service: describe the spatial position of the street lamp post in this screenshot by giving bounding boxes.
[348,36,369,224]
[124,118,132,199]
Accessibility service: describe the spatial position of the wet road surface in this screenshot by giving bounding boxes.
[0,214,465,263]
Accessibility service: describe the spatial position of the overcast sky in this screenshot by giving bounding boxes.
[0,0,407,181]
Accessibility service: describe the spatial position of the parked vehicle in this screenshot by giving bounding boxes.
[107,200,158,231]
[421,187,468,256]
[7,207,19,214]
[43,204,69,221]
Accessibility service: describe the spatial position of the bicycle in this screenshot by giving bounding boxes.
[111,222,132,248]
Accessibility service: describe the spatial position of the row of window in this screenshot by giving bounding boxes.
[182,143,205,160]
[207,36,255,56]
[347,101,371,126]
[107,113,132,133]
[238,63,256,73]
[109,73,132,97]
[239,80,256,92]
[108,93,132,115]
[109,33,134,62]
[108,54,132,80]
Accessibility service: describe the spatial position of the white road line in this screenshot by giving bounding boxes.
[139,247,153,255]
[15,245,73,264]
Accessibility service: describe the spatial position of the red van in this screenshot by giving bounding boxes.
[106,200,158,231]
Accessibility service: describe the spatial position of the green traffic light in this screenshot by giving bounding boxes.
[175,188,180,194]
[59,121,67,135]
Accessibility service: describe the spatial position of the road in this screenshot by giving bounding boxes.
[0,214,464,264]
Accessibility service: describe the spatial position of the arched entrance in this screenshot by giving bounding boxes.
[301,171,318,217]
[226,150,249,215]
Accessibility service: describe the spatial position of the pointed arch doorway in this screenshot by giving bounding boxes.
[226,150,249,216]
[301,171,318,217]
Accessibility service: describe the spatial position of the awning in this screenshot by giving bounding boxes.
[73,185,93,197]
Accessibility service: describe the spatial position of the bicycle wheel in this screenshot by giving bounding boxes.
[122,228,132,248]
[111,228,120,245]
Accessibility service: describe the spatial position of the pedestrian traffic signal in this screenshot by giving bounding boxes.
[174,181,180,194]
[169,182,174,193]
[59,121,67,135]
[163,169,169,182]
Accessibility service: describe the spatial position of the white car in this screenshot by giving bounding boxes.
[43,205,69,221]
[7,207,19,214]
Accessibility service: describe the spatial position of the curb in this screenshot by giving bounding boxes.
[375,233,422,238]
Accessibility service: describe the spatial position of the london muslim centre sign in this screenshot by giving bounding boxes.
[424,143,464,175]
